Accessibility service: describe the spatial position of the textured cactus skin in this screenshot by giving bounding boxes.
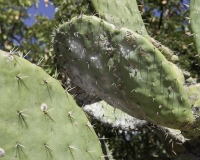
[182,84,200,138]
[90,0,179,64]
[190,0,200,55]
[0,50,104,160]
[53,15,197,137]
[90,0,148,37]
[150,38,179,63]
[169,62,185,84]
[186,84,200,107]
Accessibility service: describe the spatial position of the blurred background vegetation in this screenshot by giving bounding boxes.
[1,0,197,159]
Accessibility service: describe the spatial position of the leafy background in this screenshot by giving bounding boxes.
[1,0,198,159]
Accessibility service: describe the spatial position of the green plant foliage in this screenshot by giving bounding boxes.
[3,0,200,159]
[94,119,170,159]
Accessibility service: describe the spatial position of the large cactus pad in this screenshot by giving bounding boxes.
[190,0,200,55]
[0,50,104,160]
[53,15,195,134]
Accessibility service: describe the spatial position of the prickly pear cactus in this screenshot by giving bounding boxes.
[90,0,148,37]
[90,0,178,63]
[0,50,104,160]
[169,62,185,84]
[183,83,200,138]
[190,0,200,55]
[150,38,179,63]
[53,15,199,138]
[186,84,200,108]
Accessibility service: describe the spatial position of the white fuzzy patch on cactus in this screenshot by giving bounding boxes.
[0,148,5,157]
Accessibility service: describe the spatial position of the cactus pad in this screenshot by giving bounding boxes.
[53,15,195,135]
[190,0,200,55]
[90,0,148,37]
[0,50,104,160]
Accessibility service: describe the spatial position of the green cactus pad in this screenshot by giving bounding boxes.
[0,50,104,160]
[169,62,185,84]
[178,84,200,138]
[90,0,178,63]
[90,0,148,37]
[190,0,200,55]
[150,38,179,63]
[186,84,200,107]
[53,15,194,134]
